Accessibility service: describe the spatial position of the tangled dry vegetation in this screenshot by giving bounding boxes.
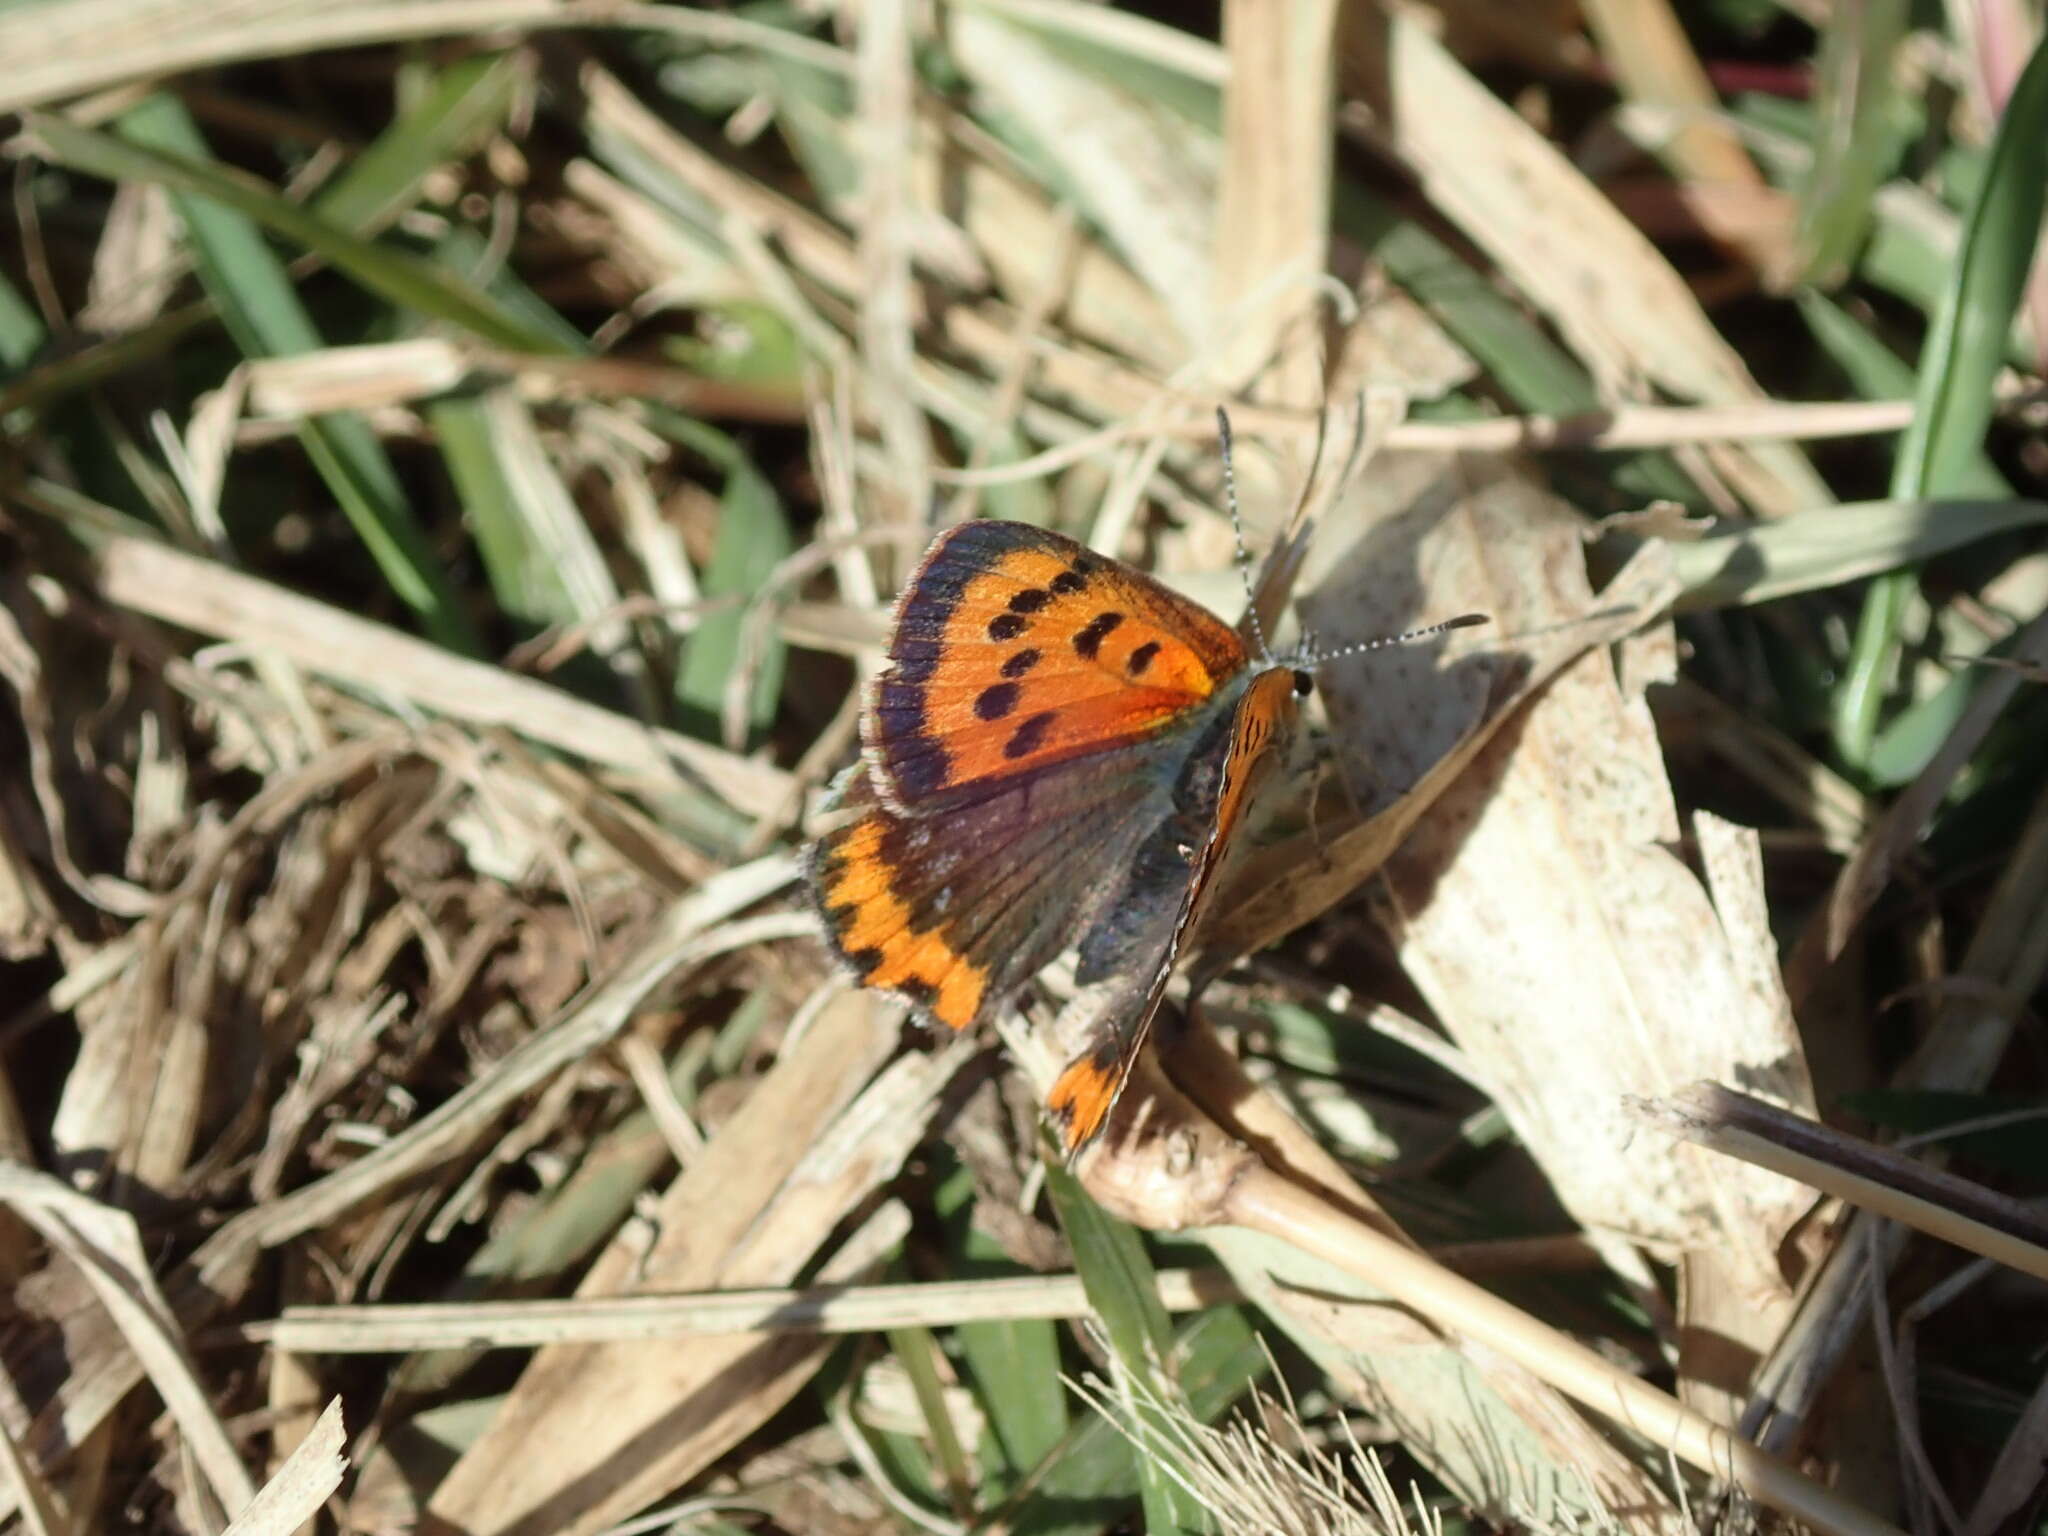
[2,3,2047,1535]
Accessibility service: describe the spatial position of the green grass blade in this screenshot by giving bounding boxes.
[955,1297,1067,1495]
[313,52,529,235]
[1667,498,2048,610]
[926,1163,1067,1498]
[431,226,591,355]
[1334,188,1698,506]
[433,395,572,630]
[0,267,44,370]
[1796,291,2013,500]
[676,461,792,744]
[1829,302,2028,788]
[1892,45,2048,498]
[1794,0,1909,287]
[885,1325,976,1518]
[300,422,475,643]
[0,303,214,418]
[1003,1308,1266,1536]
[1832,35,2048,768]
[435,392,626,663]
[1043,1160,1205,1536]
[34,112,567,355]
[110,93,476,652]
[1042,1161,1172,1366]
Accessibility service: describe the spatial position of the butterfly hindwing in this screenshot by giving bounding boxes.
[1047,666,1300,1150]
[867,522,1249,811]
[809,747,1179,1032]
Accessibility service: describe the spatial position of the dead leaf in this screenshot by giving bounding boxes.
[1315,462,1816,1419]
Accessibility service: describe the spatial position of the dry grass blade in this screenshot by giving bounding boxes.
[220,1397,345,1536]
[0,1164,258,1515]
[856,0,930,515]
[1213,0,1337,402]
[0,1408,63,1536]
[1380,390,2031,451]
[0,0,849,114]
[78,530,790,816]
[948,12,1215,350]
[1576,0,1776,271]
[255,1269,1246,1350]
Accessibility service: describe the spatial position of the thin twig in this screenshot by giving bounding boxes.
[1638,1083,2048,1282]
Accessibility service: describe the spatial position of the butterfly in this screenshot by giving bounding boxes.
[807,478,1484,1154]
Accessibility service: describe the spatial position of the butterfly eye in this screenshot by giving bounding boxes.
[1292,670,1314,697]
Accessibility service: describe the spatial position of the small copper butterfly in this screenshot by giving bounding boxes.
[807,431,1483,1153]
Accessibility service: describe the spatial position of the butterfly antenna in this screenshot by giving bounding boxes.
[1296,612,1490,668]
[1214,407,1272,662]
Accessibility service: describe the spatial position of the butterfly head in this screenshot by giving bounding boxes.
[1212,406,1488,685]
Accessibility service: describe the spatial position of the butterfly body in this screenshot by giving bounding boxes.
[809,520,1302,1150]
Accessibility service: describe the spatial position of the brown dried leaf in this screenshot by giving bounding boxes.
[1320,465,1816,1414]
[1206,456,1679,962]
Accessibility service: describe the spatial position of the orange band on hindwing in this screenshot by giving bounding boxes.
[811,804,988,1029]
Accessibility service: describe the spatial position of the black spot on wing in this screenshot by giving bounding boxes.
[1008,588,1051,614]
[1126,640,1161,677]
[974,682,1021,721]
[1049,567,1086,595]
[988,613,1027,641]
[845,945,884,975]
[1001,648,1041,678]
[892,749,954,798]
[1004,711,1056,759]
[1073,611,1124,660]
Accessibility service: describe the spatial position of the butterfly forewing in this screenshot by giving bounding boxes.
[867,522,1248,811]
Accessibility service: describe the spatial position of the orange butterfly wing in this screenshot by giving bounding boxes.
[866,522,1248,811]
